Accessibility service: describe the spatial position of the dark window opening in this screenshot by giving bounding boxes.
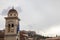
[8,24,10,27]
[17,39,18,40]
[10,14,12,16]
[12,24,14,27]
[8,24,10,32]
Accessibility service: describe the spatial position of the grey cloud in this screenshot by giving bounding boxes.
[1,7,11,16]
[15,7,22,13]
[20,0,60,32]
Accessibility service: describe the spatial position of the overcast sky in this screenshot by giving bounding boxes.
[0,0,60,37]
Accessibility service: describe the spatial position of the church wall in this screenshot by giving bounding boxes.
[4,36,17,40]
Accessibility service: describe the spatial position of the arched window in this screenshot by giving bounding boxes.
[8,24,10,32]
[12,24,14,27]
[17,39,18,40]
[8,24,10,27]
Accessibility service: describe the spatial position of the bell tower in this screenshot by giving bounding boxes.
[4,8,20,40]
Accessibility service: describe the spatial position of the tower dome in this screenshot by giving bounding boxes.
[8,8,18,17]
[8,8,17,13]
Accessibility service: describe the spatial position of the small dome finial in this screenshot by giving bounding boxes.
[12,6,14,9]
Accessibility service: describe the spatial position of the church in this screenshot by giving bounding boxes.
[0,8,21,40]
[4,8,20,40]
